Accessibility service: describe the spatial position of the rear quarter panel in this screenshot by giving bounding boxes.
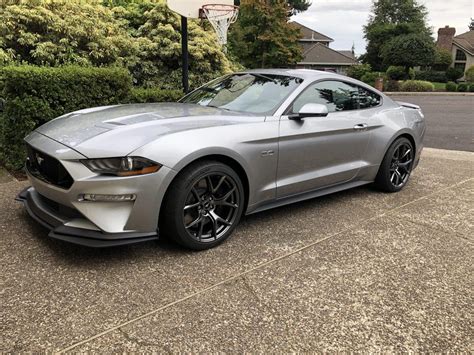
[364,102,425,179]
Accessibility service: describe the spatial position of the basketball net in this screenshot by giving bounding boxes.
[201,5,239,46]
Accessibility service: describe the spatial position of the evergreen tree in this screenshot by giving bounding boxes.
[228,0,303,68]
[233,0,311,14]
[368,0,428,25]
[363,0,431,71]
[381,33,435,74]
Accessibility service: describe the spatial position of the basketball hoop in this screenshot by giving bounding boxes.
[200,4,239,46]
[166,0,237,92]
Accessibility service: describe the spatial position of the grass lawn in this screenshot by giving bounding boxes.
[432,82,446,91]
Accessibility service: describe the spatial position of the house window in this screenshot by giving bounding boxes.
[454,62,466,72]
[455,49,467,61]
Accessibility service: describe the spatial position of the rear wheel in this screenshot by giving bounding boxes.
[374,137,414,192]
[160,160,244,250]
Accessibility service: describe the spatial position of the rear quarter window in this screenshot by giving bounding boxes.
[358,86,381,108]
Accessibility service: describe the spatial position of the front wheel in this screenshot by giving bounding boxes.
[160,161,245,250]
[374,137,415,192]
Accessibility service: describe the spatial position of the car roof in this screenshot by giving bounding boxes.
[242,68,342,80]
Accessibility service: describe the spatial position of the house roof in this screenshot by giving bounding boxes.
[299,43,358,66]
[291,21,333,43]
[300,41,319,53]
[337,50,356,60]
[453,30,474,55]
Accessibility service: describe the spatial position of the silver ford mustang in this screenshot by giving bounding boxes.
[17,69,425,249]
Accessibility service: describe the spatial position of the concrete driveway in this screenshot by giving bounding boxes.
[1,148,473,352]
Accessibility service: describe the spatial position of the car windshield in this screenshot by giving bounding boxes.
[180,73,302,114]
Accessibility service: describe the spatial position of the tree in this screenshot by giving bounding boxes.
[286,0,311,14]
[0,3,137,67]
[346,63,372,80]
[446,67,464,82]
[367,0,428,25]
[233,0,311,14]
[386,65,407,80]
[380,33,435,75]
[363,0,431,71]
[116,1,236,88]
[465,65,474,83]
[469,18,474,31]
[0,1,236,89]
[228,0,303,68]
[432,48,452,71]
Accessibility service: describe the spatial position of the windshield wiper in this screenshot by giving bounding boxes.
[199,87,218,93]
[207,104,233,112]
[249,73,277,83]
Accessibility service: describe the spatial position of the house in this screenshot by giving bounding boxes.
[292,21,358,74]
[437,26,474,78]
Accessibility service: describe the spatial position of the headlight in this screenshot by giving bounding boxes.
[81,157,161,176]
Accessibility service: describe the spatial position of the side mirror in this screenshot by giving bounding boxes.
[289,103,328,120]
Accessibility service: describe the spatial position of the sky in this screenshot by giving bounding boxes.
[292,0,474,55]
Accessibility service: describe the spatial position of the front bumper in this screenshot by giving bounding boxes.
[16,187,159,247]
[18,131,177,247]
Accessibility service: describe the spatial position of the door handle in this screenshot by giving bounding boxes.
[353,123,368,131]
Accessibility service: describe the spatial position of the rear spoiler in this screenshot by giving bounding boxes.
[396,101,421,110]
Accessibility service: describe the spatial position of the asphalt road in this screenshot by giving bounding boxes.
[389,94,473,152]
[1,148,473,352]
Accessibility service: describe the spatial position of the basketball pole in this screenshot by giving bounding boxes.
[181,16,189,94]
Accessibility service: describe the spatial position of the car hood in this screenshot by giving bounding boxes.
[34,103,255,158]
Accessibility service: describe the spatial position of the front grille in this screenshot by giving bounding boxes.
[26,145,74,189]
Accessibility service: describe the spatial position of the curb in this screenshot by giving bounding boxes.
[385,92,474,96]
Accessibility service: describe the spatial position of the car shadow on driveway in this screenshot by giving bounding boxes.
[22,184,381,264]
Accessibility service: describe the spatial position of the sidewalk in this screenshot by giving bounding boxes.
[1,148,473,352]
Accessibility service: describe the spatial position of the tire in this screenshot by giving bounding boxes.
[374,137,415,193]
[160,160,245,250]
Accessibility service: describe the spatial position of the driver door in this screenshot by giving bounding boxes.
[276,80,372,198]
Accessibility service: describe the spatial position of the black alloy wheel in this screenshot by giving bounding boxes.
[375,137,415,192]
[161,161,245,250]
[183,172,241,243]
[389,141,414,188]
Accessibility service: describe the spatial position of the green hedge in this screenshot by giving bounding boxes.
[457,83,468,92]
[384,79,400,92]
[414,70,447,83]
[386,66,406,80]
[0,66,181,170]
[361,72,385,86]
[446,67,464,82]
[399,80,434,92]
[446,82,457,92]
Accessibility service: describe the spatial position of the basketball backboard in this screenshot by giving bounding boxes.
[167,0,234,18]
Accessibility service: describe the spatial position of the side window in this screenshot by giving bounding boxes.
[292,81,359,113]
[358,86,381,109]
